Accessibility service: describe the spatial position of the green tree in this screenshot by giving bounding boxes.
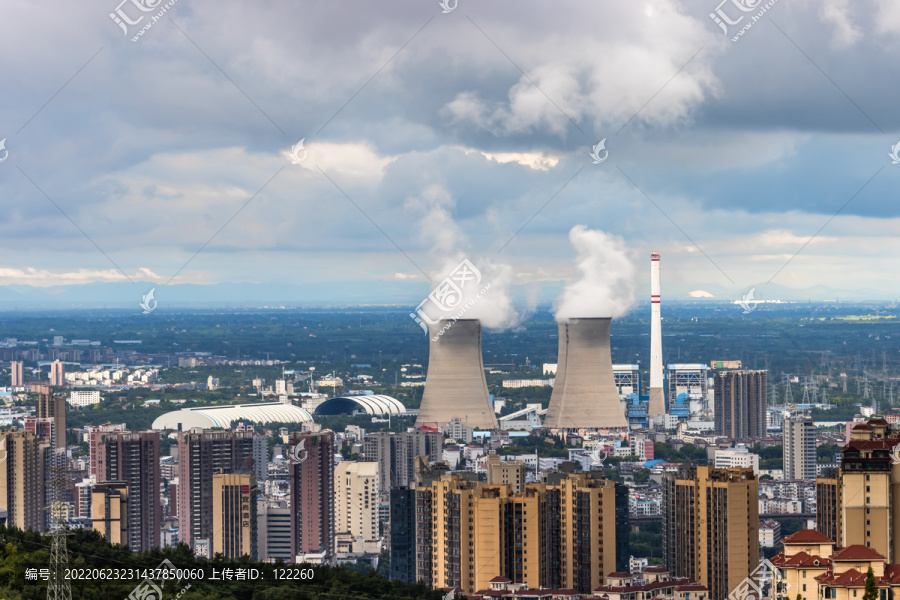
[863,566,879,600]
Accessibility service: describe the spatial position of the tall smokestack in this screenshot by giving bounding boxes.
[544,318,628,429]
[415,319,499,430]
[648,252,666,419]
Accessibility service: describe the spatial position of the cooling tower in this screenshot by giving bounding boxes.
[415,319,499,430]
[648,252,666,419]
[544,318,628,429]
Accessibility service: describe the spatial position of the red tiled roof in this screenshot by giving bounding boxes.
[770,551,831,568]
[643,567,670,573]
[816,568,867,587]
[674,585,708,592]
[607,572,633,578]
[852,423,872,430]
[831,545,885,561]
[868,418,888,425]
[510,589,579,596]
[783,529,833,544]
[595,578,696,594]
[490,576,512,583]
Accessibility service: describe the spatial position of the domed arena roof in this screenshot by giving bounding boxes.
[314,394,406,416]
[152,402,314,430]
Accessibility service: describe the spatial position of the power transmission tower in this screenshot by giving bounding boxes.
[769,380,779,407]
[784,375,794,405]
[46,451,72,600]
[864,374,872,400]
[801,378,811,404]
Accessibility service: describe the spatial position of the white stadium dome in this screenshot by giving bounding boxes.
[314,394,406,416]
[152,402,314,430]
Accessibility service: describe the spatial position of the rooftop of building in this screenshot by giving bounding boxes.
[782,529,833,544]
[831,545,885,561]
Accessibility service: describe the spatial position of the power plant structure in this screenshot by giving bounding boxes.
[415,319,500,430]
[648,252,667,421]
[543,317,629,429]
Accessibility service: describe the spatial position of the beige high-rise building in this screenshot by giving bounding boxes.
[784,416,817,480]
[334,461,379,554]
[212,472,257,560]
[415,470,618,595]
[837,418,900,562]
[713,370,766,439]
[92,482,129,546]
[0,430,43,532]
[36,389,66,450]
[486,453,525,494]
[10,361,24,387]
[663,466,758,600]
[815,473,842,545]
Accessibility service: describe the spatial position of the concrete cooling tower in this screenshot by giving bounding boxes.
[544,318,628,429]
[415,319,500,430]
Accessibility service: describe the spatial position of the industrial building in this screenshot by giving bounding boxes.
[416,319,499,430]
[666,363,709,418]
[663,466,758,600]
[648,252,666,420]
[544,318,628,429]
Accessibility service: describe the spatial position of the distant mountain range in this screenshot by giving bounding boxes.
[0,279,894,310]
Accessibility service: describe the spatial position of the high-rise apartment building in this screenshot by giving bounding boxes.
[363,429,442,493]
[92,482,129,546]
[815,472,842,545]
[176,429,265,549]
[36,389,66,450]
[663,466,758,600]
[86,423,128,477]
[784,416,817,480]
[257,500,292,562]
[838,418,900,562]
[334,461,379,554]
[0,430,43,532]
[414,468,620,595]
[212,473,257,560]
[10,361,23,387]
[95,431,161,552]
[49,360,65,387]
[714,370,767,439]
[486,453,526,493]
[287,430,335,563]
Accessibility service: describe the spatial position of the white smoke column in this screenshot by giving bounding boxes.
[427,254,520,330]
[554,225,636,319]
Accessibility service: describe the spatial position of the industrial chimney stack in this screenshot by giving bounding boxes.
[648,252,666,420]
[415,319,499,430]
[544,318,628,429]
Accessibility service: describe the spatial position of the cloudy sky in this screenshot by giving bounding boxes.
[1,0,899,306]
